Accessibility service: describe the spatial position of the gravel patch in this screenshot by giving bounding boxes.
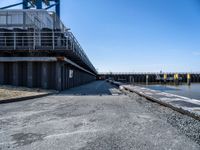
[125,90,200,145]
[0,85,56,102]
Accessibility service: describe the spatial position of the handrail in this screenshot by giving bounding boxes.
[99,72,200,75]
[0,30,96,73]
[0,9,97,73]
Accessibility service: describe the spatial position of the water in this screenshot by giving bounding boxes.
[144,83,200,100]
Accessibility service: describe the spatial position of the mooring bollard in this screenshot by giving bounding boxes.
[174,73,179,85]
[187,73,191,86]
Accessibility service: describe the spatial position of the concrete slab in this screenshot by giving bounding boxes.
[112,82,200,121]
[0,81,199,150]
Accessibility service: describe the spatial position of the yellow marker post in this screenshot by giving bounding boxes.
[164,74,167,80]
[187,73,191,85]
[174,73,179,85]
[164,74,167,84]
[187,74,191,79]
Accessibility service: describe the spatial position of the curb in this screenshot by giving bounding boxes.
[122,86,200,121]
[108,80,200,121]
[0,92,59,104]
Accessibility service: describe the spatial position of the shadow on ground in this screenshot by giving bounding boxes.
[59,81,118,96]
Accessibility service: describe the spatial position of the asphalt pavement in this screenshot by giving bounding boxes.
[0,81,200,150]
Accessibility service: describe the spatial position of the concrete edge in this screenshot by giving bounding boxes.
[122,86,200,121]
[0,92,59,104]
[108,80,200,121]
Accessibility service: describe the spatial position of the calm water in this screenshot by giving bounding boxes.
[144,83,200,100]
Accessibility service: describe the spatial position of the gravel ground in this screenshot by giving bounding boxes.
[0,85,55,101]
[123,89,200,145]
[0,81,200,150]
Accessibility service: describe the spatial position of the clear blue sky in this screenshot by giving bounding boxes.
[1,0,200,72]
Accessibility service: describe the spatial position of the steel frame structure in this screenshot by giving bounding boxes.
[0,0,60,18]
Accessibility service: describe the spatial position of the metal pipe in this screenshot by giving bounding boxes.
[0,2,23,9]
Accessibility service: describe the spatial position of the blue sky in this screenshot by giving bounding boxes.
[1,0,200,72]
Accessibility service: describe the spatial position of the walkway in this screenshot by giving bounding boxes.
[0,81,200,150]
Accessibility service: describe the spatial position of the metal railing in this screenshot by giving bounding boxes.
[0,10,96,73]
[99,72,200,75]
[0,30,96,72]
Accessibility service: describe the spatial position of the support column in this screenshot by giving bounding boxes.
[27,62,33,88]
[55,62,62,91]
[41,62,48,89]
[0,63,4,84]
[23,0,28,9]
[36,0,42,9]
[13,62,19,86]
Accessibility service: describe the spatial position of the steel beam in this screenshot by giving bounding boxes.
[55,62,62,91]
[36,0,43,9]
[13,63,19,86]
[55,0,60,18]
[27,62,33,88]
[0,2,23,9]
[23,0,28,9]
[41,62,48,89]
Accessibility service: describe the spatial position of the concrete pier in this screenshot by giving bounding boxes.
[41,62,48,89]
[27,62,33,88]
[0,57,96,91]
[55,62,62,91]
[13,62,19,86]
[0,63,4,84]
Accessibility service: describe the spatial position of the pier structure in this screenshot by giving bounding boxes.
[99,72,200,84]
[0,8,97,90]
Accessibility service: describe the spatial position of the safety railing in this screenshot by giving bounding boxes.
[0,30,96,72]
[99,72,200,75]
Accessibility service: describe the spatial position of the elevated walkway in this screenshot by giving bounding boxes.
[0,10,97,90]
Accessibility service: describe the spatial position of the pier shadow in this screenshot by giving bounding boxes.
[59,81,116,96]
